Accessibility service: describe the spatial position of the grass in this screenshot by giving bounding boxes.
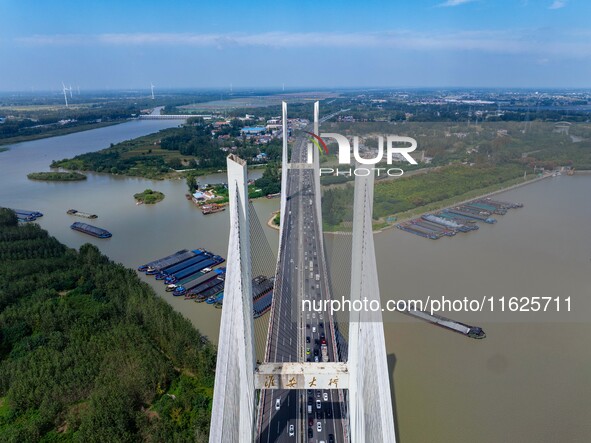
[322,171,541,233]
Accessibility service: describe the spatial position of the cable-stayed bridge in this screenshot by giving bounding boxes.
[209,102,396,443]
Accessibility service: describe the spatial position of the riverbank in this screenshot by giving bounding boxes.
[317,171,551,235]
[0,120,121,146]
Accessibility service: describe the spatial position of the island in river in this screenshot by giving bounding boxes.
[134,188,165,204]
[27,171,87,181]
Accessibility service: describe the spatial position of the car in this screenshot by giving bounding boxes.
[316,390,321,398]
[306,336,310,343]
[326,408,332,418]
[289,424,294,436]
[316,400,321,409]
[321,338,327,345]
[308,428,313,439]
[323,392,328,401]
[319,322,324,329]
[308,418,314,427]
[306,347,311,355]
[306,357,311,362]
[314,356,319,362]
[317,422,322,432]
[316,410,322,419]
[306,323,310,329]
[314,349,319,357]
[328,434,335,443]
[312,326,316,333]
[275,398,281,410]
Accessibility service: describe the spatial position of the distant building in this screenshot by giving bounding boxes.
[192,190,216,203]
[241,126,266,135]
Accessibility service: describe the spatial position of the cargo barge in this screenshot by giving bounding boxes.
[70,222,112,238]
[211,275,274,310]
[9,209,43,221]
[155,251,209,279]
[398,305,486,339]
[173,268,224,296]
[445,209,496,223]
[201,203,225,215]
[138,249,196,273]
[191,277,226,301]
[396,224,439,240]
[483,198,523,209]
[253,291,273,318]
[413,220,456,236]
[67,209,98,219]
[436,212,478,225]
[166,255,224,284]
[422,214,476,232]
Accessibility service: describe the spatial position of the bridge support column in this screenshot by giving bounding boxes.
[348,168,397,442]
[210,155,255,443]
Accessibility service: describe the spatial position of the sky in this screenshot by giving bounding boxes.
[0,0,590,91]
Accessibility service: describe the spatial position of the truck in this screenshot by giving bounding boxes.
[321,344,329,362]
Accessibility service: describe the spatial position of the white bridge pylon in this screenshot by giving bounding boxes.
[209,104,396,443]
[210,155,255,443]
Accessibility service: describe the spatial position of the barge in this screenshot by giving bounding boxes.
[10,209,43,221]
[165,255,224,284]
[173,268,224,296]
[156,250,209,278]
[398,304,486,339]
[67,209,98,219]
[70,222,112,238]
[396,224,439,240]
[445,209,496,224]
[253,291,273,318]
[201,203,225,215]
[139,249,197,273]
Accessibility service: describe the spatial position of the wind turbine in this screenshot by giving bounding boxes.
[150,82,155,100]
[69,85,73,98]
[62,82,69,107]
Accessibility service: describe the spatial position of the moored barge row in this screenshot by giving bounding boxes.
[7,208,44,222]
[397,199,522,240]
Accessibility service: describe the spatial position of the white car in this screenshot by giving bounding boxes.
[275,398,281,410]
[288,424,294,436]
[317,421,322,432]
[323,392,328,401]
[316,400,321,409]
[312,326,316,333]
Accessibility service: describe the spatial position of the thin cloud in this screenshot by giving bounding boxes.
[437,0,476,7]
[548,0,567,9]
[14,30,590,57]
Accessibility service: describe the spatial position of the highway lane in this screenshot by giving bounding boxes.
[257,128,345,443]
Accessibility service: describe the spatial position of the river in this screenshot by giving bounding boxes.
[1,121,589,442]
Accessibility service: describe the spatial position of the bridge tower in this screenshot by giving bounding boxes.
[348,168,397,442]
[209,154,256,442]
